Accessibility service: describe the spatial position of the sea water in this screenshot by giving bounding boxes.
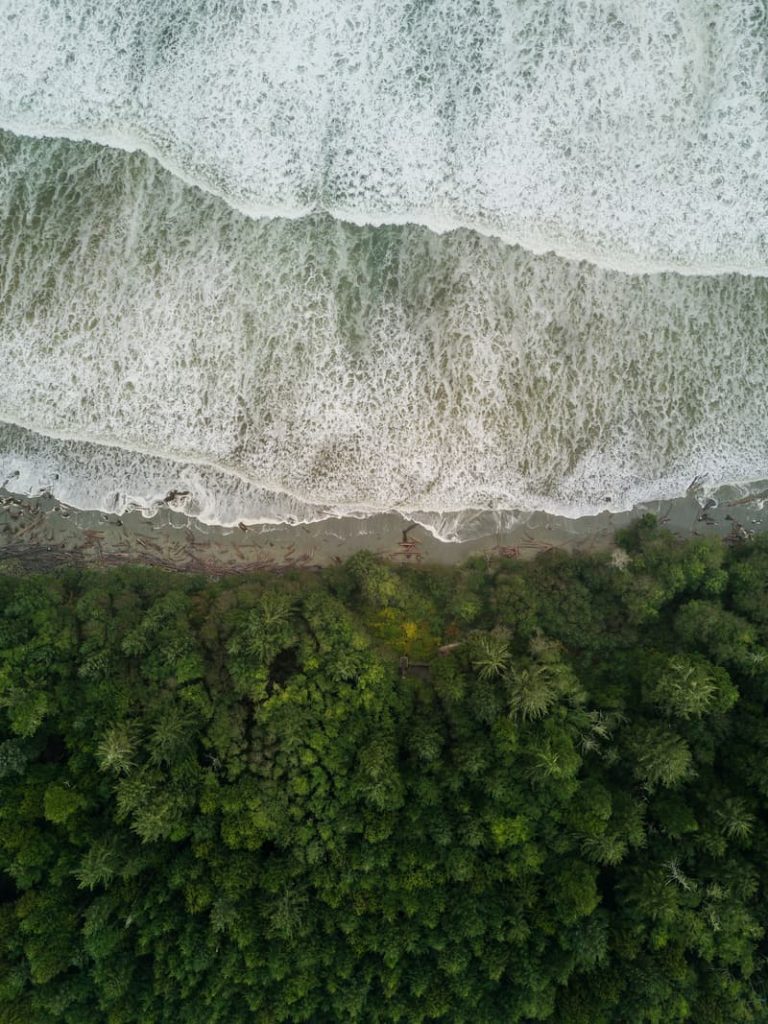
[1,2,767,538]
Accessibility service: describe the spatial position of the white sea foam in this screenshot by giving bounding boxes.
[0,422,328,528]
[1,1,767,275]
[1,132,767,537]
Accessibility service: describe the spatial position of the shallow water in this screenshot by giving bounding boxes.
[3,0,767,274]
[1,3,767,539]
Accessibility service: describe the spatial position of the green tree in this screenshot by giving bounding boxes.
[626,724,695,789]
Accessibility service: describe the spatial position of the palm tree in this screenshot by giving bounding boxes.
[96,722,139,775]
[507,664,560,721]
[470,630,510,681]
[653,656,717,719]
[628,724,694,789]
[714,797,755,840]
[581,832,629,867]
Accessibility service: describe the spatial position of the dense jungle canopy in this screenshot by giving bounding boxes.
[1,516,767,1023]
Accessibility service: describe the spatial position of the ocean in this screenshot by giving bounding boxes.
[1,1,767,539]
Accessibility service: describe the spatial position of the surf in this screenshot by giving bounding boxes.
[1,0,767,276]
[1,131,768,538]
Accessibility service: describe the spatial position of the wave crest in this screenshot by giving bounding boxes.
[2,0,767,274]
[2,133,768,529]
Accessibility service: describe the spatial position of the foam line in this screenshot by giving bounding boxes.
[1,132,768,534]
[2,0,767,276]
[2,419,768,544]
[2,120,766,280]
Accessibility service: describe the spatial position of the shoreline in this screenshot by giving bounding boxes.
[2,484,768,575]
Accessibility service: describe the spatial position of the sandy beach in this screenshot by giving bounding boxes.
[2,481,767,575]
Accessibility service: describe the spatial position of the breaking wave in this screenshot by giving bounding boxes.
[1,132,767,536]
[1,2,768,538]
[1,0,767,275]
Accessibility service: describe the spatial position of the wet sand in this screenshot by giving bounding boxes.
[2,482,767,575]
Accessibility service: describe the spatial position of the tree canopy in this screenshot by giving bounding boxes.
[1,517,767,1022]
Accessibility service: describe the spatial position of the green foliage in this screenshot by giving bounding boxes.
[626,723,694,789]
[96,721,140,775]
[0,525,767,1022]
[42,783,85,824]
[644,655,737,719]
[468,627,511,679]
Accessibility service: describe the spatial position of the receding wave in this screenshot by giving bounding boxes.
[2,1,767,275]
[2,131,768,535]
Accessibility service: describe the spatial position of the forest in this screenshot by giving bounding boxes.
[1,515,767,1023]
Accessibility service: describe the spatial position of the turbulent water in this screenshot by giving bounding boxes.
[1,2,767,537]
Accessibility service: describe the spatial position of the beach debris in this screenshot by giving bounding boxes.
[495,545,520,559]
[686,474,707,494]
[162,490,191,505]
[697,498,717,524]
[391,523,423,561]
[520,531,563,553]
[402,524,419,544]
[724,520,752,545]
[726,488,768,508]
[437,642,463,656]
[0,470,20,489]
